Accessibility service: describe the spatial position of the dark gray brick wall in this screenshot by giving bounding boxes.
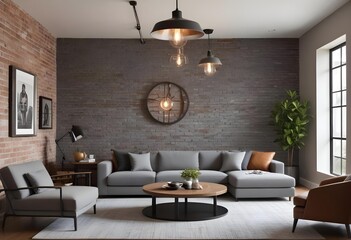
[56,38,298,164]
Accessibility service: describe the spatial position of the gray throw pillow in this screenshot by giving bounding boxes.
[129,152,153,171]
[220,151,246,172]
[241,151,253,170]
[112,149,131,171]
[24,169,54,194]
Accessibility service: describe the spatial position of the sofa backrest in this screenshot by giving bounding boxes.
[157,151,199,172]
[199,151,222,170]
[0,160,46,199]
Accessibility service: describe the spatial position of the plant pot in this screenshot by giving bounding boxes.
[285,166,299,184]
[183,179,192,189]
[192,178,200,189]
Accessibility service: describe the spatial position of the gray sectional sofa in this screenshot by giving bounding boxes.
[97,150,295,200]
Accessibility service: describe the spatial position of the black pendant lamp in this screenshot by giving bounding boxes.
[151,0,204,48]
[198,29,222,76]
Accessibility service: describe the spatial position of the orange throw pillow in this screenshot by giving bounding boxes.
[247,151,275,171]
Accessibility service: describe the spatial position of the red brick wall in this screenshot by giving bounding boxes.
[0,0,56,173]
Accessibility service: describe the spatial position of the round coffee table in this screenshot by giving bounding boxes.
[142,182,228,221]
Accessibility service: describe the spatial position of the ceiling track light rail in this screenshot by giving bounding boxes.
[129,1,145,44]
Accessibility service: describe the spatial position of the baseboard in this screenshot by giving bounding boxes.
[299,178,318,189]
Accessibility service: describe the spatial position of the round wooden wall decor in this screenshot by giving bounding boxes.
[146,82,189,124]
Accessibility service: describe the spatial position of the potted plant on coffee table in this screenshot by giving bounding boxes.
[181,168,201,189]
[271,90,310,181]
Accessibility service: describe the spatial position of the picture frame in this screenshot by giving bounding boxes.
[39,96,52,129]
[9,66,37,137]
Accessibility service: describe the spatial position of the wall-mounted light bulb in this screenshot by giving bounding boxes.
[169,29,187,48]
[160,98,173,111]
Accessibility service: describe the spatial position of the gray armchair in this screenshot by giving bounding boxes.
[0,160,98,231]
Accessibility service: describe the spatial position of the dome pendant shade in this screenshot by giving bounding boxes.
[198,51,222,66]
[198,29,222,76]
[199,50,222,76]
[151,3,204,48]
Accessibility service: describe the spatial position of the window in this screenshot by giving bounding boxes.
[330,43,347,175]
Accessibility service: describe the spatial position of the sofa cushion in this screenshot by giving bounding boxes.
[198,170,228,184]
[112,150,131,171]
[107,171,156,186]
[158,151,199,171]
[228,171,295,188]
[199,151,222,170]
[24,169,54,194]
[129,152,153,171]
[11,186,98,212]
[156,170,183,182]
[247,151,275,171]
[220,151,246,172]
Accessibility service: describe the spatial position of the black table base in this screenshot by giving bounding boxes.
[142,199,228,221]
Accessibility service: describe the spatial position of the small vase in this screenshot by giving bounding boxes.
[192,178,200,189]
[183,179,192,189]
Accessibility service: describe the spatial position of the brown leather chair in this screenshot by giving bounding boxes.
[292,175,351,238]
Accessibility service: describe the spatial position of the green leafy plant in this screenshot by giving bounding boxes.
[181,168,201,180]
[271,90,310,167]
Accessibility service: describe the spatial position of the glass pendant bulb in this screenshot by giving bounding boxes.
[204,63,216,76]
[170,47,188,67]
[169,29,187,48]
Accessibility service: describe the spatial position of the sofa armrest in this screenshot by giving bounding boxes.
[269,160,284,173]
[97,161,113,195]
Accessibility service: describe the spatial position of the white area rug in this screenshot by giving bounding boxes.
[33,196,323,239]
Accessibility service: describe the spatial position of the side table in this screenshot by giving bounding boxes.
[70,161,100,186]
[51,171,92,186]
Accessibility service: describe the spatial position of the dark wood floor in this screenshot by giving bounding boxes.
[0,186,349,240]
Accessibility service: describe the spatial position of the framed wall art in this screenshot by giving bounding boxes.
[39,96,52,129]
[9,66,37,137]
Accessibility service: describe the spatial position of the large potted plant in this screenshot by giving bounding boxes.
[271,90,310,180]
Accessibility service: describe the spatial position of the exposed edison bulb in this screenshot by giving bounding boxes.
[170,48,188,67]
[160,98,173,111]
[169,29,187,48]
[204,63,216,76]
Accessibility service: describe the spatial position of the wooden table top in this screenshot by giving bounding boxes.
[143,182,227,198]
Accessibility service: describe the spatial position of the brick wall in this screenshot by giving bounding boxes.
[57,38,298,165]
[0,0,56,172]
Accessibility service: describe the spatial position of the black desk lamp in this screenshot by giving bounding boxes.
[55,125,84,170]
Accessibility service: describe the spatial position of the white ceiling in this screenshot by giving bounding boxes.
[12,0,350,39]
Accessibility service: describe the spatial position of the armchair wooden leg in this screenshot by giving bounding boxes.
[93,204,96,214]
[346,224,350,239]
[292,219,298,232]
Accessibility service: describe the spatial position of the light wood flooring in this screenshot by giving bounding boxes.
[0,186,348,240]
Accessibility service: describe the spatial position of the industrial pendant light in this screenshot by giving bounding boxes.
[151,0,204,48]
[198,29,222,76]
[169,47,188,67]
